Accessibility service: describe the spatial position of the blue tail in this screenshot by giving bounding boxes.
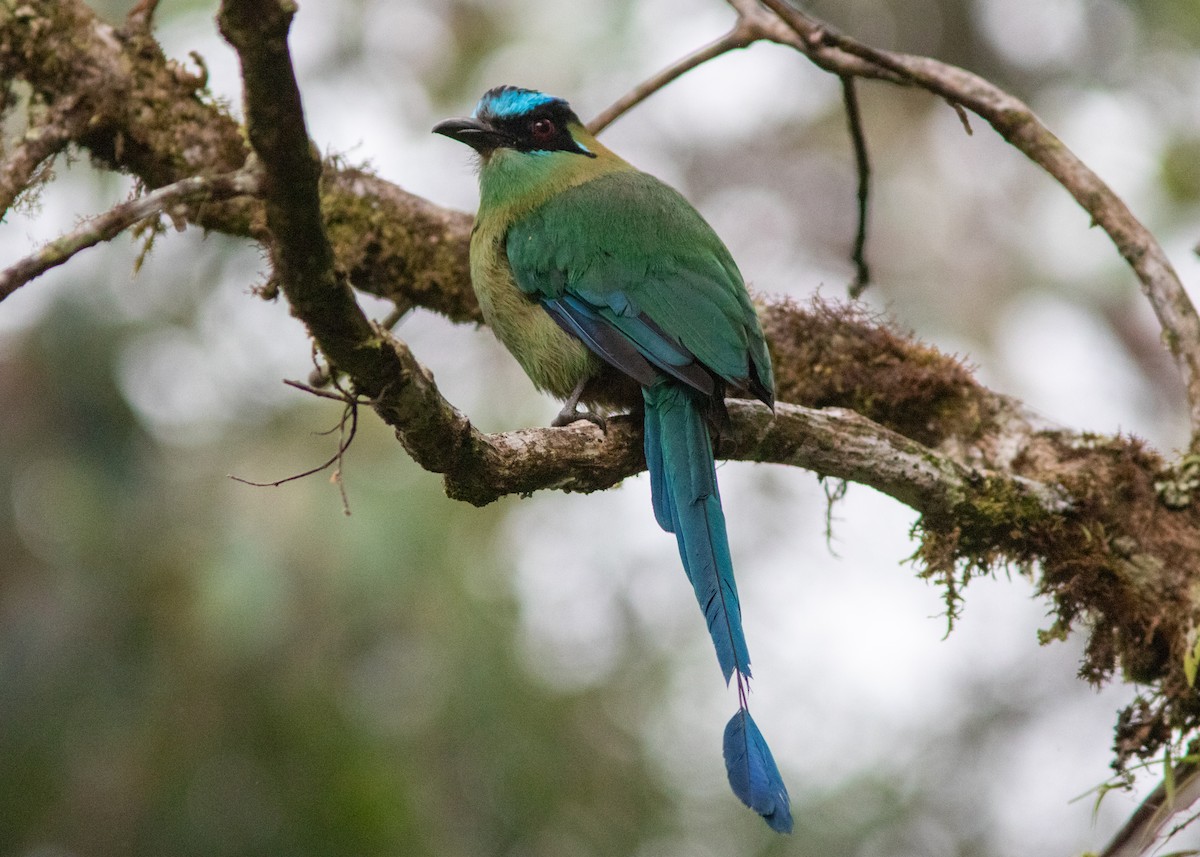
[643,382,792,833]
[642,382,749,684]
[724,709,794,833]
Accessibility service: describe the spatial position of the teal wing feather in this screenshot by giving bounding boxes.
[506,171,773,403]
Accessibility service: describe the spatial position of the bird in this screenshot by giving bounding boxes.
[434,85,791,833]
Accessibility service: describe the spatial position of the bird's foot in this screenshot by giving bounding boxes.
[552,377,606,429]
[551,404,606,430]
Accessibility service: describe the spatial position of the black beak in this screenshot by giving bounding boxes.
[432,117,511,153]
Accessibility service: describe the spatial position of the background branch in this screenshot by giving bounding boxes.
[0,169,259,301]
[839,75,872,297]
[753,0,1200,451]
[587,14,764,135]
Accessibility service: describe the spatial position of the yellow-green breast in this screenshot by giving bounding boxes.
[469,133,635,401]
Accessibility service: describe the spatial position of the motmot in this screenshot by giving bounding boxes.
[435,86,791,833]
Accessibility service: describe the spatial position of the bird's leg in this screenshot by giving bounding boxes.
[552,377,606,429]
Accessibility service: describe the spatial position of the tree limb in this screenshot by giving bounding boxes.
[216,0,376,361]
[215,0,483,482]
[0,92,90,217]
[753,0,1200,452]
[0,169,260,301]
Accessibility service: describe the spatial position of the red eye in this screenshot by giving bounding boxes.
[530,118,556,141]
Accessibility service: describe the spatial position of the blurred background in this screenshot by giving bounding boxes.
[2,0,1199,854]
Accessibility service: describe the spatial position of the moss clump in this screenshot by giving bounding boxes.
[914,430,1200,772]
[320,166,477,323]
[762,297,989,447]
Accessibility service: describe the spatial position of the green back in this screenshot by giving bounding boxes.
[505,170,774,395]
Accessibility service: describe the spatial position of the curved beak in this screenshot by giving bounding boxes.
[432,117,511,153]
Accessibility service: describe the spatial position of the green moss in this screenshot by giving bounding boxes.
[912,432,1200,773]
[763,298,991,448]
[1155,453,1200,509]
[319,166,477,324]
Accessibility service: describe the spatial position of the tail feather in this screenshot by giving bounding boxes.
[644,381,792,834]
[642,383,749,683]
[642,399,674,532]
[724,709,793,833]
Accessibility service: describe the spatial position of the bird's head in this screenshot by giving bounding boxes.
[433,86,597,162]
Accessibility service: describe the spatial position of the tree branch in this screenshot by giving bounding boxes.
[0,92,90,217]
[215,0,486,483]
[0,169,260,302]
[587,14,764,136]
[753,0,1200,451]
[1100,756,1200,857]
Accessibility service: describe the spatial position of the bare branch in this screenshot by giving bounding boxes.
[589,4,874,297]
[840,75,872,297]
[0,169,260,302]
[587,17,763,136]
[755,0,1200,450]
[232,379,360,516]
[588,0,904,137]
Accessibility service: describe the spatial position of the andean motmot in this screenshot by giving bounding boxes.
[434,86,792,833]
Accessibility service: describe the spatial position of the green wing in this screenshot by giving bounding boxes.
[506,170,774,402]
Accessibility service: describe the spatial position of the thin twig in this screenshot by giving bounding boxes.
[377,298,413,331]
[821,477,847,555]
[0,170,260,302]
[590,0,875,135]
[283,377,369,402]
[228,408,356,488]
[840,75,872,298]
[587,5,873,298]
[230,389,359,516]
[587,17,763,135]
[946,98,973,135]
[125,0,161,31]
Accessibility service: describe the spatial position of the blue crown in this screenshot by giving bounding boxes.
[475,86,566,120]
